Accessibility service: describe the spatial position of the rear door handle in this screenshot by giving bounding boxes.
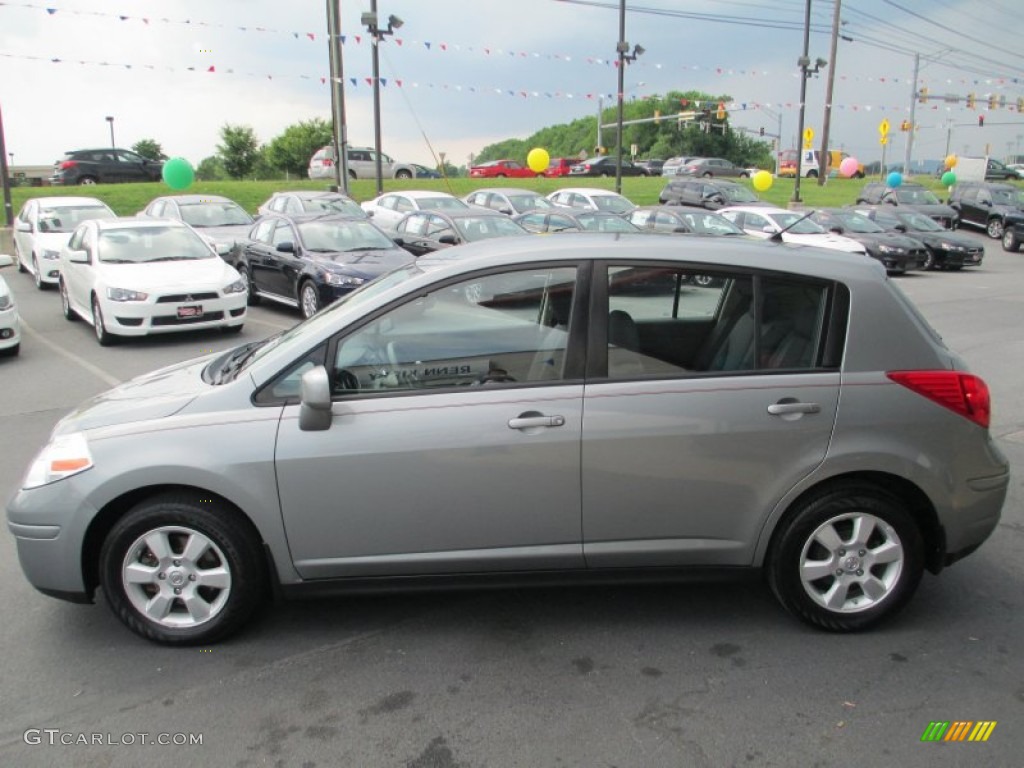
[767,402,821,416]
[508,415,566,430]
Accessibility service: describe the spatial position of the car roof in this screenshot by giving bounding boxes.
[382,190,457,200]
[259,212,373,224]
[153,195,237,204]
[468,188,537,196]
[32,196,112,207]
[413,209,510,221]
[719,205,791,215]
[93,217,190,231]
[272,190,355,200]
[551,188,629,196]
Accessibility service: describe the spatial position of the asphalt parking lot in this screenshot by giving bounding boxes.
[1,230,1022,767]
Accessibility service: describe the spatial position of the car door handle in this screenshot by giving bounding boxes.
[508,414,566,430]
[767,401,821,416]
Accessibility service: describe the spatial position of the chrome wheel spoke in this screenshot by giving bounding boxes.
[144,531,172,561]
[850,515,877,548]
[823,580,852,610]
[813,524,844,552]
[801,560,836,582]
[145,593,175,620]
[124,562,159,585]
[196,566,230,589]
[871,540,903,565]
[861,576,889,601]
[181,533,210,564]
[182,593,212,622]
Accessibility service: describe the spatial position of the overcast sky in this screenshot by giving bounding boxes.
[2,0,1023,170]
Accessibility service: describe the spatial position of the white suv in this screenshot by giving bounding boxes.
[308,145,416,180]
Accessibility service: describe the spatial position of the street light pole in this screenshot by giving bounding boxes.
[362,4,403,197]
[614,0,643,194]
[105,116,115,149]
[791,0,813,204]
[0,102,13,227]
[326,0,350,193]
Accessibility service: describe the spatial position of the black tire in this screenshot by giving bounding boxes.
[921,250,935,271]
[99,494,266,645]
[395,169,412,180]
[32,255,44,290]
[59,278,78,321]
[767,484,924,632]
[854,171,865,179]
[986,217,1004,239]
[702,172,713,178]
[238,265,260,306]
[808,170,819,179]
[78,176,98,186]
[222,324,244,334]
[1002,229,1020,252]
[92,296,117,346]
[740,172,750,179]
[299,280,320,319]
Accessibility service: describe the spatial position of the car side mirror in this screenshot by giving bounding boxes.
[673,226,692,234]
[299,366,333,431]
[438,234,458,245]
[16,220,32,233]
[67,249,90,264]
[885,198,897,205]
[276,241,295,253]
[894,224,908,233]
[830,226,845,234]
[981,199,992,207]
[761,225,775,234]
[391,235,405,246]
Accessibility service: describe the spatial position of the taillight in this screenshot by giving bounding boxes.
[323,158,333,167]
[60,160,78,169]
[887,371,990,428]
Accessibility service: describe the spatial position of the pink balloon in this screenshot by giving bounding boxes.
[839,157,859,178]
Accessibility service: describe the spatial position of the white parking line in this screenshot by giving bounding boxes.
[19,320,122,387]
[245,315,295,331]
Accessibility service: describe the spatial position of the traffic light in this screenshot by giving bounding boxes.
[988,94,998,110]
[979,115,985,128]
[967,92,976,109]
[918,87,928,104]
[759,126,765,137]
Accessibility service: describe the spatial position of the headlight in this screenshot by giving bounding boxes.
[41,249,61,260]
[0,294,11,310]
[106,287,149,302]
[877,245,902,254]
[23,432,94,490]
[223,279,246,294]
[939,242,966,251]
[323,272,366,287]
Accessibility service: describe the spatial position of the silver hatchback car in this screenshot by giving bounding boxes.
[6,235,1009,644]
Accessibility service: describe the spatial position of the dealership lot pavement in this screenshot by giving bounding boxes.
[1,230,1022,767]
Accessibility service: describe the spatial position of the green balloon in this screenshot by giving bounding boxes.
[162,157,194,190]
[940,171,956,186]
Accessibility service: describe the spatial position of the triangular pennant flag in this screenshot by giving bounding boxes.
[380,78,387,87]
[46,8,57,14]
[424,41,431,50]
[365,77,372,85]
[208,65,215,72]
[395,39,402,46]
[395,79,402,87]
[307,32,315,41]
[350,77,357,86]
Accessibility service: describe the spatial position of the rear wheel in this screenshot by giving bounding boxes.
[299,281,320,319]
[60,278,78,321]
[99,494,266,645]
[986,218,1004,239]
[15,242,26,273]
[768,484,924,631]
[395,169,412,179]
[702,172,713,178]
[78,176,98,185]
[807,170,819,178]
[1002,229,1021,252]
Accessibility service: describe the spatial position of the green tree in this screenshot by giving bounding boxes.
[195,155,227,181]
[266,118,334,176]
[217,124,261,179]
[132,139,166,161]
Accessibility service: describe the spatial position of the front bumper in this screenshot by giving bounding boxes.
[0,306,20,349]
[101,293,247,336]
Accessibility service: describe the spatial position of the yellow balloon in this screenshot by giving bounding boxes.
[945,154,958,169]
[752,170,773,192]
[527,147,550,174]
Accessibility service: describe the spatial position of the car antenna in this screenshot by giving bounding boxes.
[769,209,816,243]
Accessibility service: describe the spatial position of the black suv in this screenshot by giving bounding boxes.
[947,182,1024,239]
[50,148,163,185]
[659,178,768,210]
[855,182,957,228]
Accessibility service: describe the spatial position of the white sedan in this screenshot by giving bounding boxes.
[13,196,116,289]
[718,206,867,254]
[546,188,637,216]
[0,255,21,357]
[360,190,470,230]
[58,218,248,346]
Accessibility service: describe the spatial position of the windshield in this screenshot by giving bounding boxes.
[297,219,397,251]
[769,213,826,234]
[300,196,365,217]
[507,194,553,211]
[677,212,745,235]
[98,226,215,263]
[894,187,941,205]
[419,197,469,212]
[178,202,254,227]
[592,195,634,214]
[454,217,529,241]
[900,212,944,231]
[824,212,884,233]
[37,205,115,233]
[722,186,759,203]
[576,214,637,232]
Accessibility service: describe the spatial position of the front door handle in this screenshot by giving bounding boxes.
[508,414,566,430]
[767,401,821,416]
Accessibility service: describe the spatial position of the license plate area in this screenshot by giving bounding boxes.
[177,304,203,319]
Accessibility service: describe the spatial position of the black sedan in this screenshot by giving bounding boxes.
[256,191,367,219]
[230,213,414,318]
[568,156,648,177]
[853,207,984,270]
[392,210,531,256]
[810,209,927,274]
[627,206,747,236]
[512,210,641,234]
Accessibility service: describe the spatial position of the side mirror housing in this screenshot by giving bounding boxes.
[16,220,32,233]
[830,225,845,234]
[276,241,296,254]
[67,249,90,264]
[299,366,333,431]
[438,234,458,245]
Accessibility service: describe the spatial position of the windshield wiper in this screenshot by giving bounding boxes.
[210,339,271,384]
[769,210,817,242]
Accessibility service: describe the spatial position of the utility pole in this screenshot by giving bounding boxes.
[0,102,12,227]
[791,0,812,204]
[326,0,349,192]
[614,0,627,194]
[816,0,841,186]
[903,52,920,176]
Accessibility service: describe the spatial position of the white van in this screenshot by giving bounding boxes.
[308,145,417,180]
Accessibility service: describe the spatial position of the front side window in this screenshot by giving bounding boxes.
[330,267,579,394]
[605,266,832,378]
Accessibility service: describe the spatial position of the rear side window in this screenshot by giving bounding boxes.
[603,265,835,378]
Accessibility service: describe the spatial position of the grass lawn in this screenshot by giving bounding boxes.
[7,173,987,217]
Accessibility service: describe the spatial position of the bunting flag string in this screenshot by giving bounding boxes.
[5,1,1017,88]
[7,50,1017,115]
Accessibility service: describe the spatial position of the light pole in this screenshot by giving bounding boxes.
[361,4,403,196]
[791,0,826,205]
[614,0,644,194]
[105,116,115,149]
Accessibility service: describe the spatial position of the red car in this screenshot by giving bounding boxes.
[469,159,541,179]
[544,157,576,178]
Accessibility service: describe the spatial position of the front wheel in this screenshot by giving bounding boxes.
[395,169,412,179]
[299,281,320,319]
[986,218,1004,239]
[1002,229,1020,252]
[767,485,924,632]
[99,494,266,645]
[78,176,98,185]
[60,278,78,321]
[238,265,260,306]
[921,250,935,270]
[32,255,45,290]
[92,296,117,346]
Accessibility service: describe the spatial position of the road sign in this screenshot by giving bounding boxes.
[879,118,891,136]
[880,136,889,145]
[803,127,815,143]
